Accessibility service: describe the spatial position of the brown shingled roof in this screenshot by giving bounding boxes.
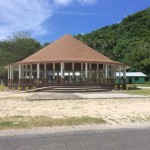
[19,34,121,65]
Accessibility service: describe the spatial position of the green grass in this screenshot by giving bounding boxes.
[0,121,14,126]
[136,84,150,87]
[0,116,106,130]
[129,115,150,123]
[0,84,5,91]
[126,84,150,87]
[122,89,150,96]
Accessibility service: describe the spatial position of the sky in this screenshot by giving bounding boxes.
[0,0,150,44]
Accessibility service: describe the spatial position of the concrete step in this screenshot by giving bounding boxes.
[36,86,113,92]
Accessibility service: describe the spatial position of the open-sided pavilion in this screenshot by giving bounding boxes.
[5,34,127,89]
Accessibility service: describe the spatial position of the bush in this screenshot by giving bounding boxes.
[145,81,150,85]
[128,84,138,90]
[0,84,5,91]
[17,86,21,92]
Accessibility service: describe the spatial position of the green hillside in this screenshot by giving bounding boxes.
[76,7,150,78]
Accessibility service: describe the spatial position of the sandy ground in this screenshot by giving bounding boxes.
[0,91,150,125]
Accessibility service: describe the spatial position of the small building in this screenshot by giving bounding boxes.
[115,72,147,84]
[5,34,128,89]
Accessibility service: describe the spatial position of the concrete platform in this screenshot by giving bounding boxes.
[33,86,113,93]
[29,91,148,100]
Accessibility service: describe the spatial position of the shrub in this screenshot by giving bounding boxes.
[0,84,5,91]
[33,86,36,92]
[17,86,21,92]
[114,84,117,90]
[128,84,138,90]
[25,86,29,92]
[120,84,123,90]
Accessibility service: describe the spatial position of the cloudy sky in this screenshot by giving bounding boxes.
[0,0,150,44]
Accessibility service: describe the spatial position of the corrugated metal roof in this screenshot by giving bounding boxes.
[116,72,147,77]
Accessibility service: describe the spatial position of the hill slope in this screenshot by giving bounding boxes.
[76,7,150,77]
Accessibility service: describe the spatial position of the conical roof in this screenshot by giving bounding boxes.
[19,34,120,64]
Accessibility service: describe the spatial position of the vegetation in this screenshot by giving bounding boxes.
[76,7,150,80]
[122,89,150,96]
[0,32,42,82]
[0,116,106,130]
[129,115,150,123]
[0,32,41,66]
[145,81,150,85]
[0,84,5,91]
[127,83,150,87]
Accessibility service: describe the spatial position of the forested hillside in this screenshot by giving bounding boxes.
[76,7,150,78]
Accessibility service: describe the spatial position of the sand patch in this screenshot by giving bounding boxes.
[0,91,150,124]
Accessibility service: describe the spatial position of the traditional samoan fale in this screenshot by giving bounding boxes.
[5,34,127,89]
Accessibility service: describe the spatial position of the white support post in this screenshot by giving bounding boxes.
[97,63,99,78]
[119,65,121,84]
[19,65,21,79]
[37,63,40,79]
[9,66,11,84]
[85,63,88,78]
[61,62,64,84]
[10,66,12,81]
[44,63,47,79]
[8,66,10,83]
[19,64,21,84]
[53,63,55,79]
[105,64,108,78]
[9,65,13,84]
[61,62,64,78]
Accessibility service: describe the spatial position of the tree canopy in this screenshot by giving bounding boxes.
[0,32,42,75]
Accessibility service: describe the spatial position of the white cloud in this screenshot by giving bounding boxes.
[0,0,52,40]
[0,0,97,40]
[53,10,97,16]
[53,0,73,6]
[78,0,97,5]
[53,0,97,6]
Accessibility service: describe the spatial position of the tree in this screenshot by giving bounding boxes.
[42,42,50,48]
[0,32,42,76]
